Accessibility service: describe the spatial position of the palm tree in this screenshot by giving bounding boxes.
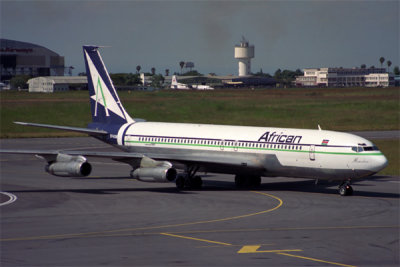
[379,57,385,68]
[136,65,141,74]
[387,60,392,72]
[151,67,156,76]
[179,61,185,74]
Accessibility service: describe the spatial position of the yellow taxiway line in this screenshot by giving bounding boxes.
[160,233,232,246]
[0,191,283,242]
[277,252,357,267]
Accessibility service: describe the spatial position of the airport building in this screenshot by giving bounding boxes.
[27,76,87,93]
[0,39,65,81]
[295,67,394,87]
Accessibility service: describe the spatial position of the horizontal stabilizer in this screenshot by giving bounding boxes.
[14,122,109,136]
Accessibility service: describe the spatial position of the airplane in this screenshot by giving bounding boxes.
[171,75,191,89]
[171,75,214,90]
[0,46,388,196]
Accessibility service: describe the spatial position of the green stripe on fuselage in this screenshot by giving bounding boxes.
[124,140,383,156]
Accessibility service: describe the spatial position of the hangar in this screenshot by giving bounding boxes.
[27,76,87,93]
[0,39,65,81]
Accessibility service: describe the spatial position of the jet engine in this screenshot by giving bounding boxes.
[45,154,92,177]
[130,156,177,183]
[131,167,177,183]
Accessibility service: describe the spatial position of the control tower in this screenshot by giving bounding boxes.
[234,37,254,76]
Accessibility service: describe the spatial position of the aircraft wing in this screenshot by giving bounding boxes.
[0,149,265,175]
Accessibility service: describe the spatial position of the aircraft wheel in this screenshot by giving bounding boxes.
[339,184,353,196]
[176,176,185,190]
[339,186,347,196]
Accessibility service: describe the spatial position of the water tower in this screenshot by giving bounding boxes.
[234,36,254,76]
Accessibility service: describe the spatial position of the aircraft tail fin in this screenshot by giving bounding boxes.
[83,46,134,127]
[171,75,178,88]
[140,73,145,86]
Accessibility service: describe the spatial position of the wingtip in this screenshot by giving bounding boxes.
[14,121,27,125]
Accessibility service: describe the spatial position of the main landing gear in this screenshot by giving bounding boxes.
[175,165,203,190]
[339,180,353,196]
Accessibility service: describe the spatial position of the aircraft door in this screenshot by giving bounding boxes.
[234,141,238,152]
[309,145,315,161]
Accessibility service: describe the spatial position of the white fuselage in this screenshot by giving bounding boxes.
[116,122,387,180]
[171,84,214,90]
[171,83,191,90]
[192,84,214,90]
[170,76,213,90]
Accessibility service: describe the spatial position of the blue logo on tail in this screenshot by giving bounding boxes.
[83,46,134,128]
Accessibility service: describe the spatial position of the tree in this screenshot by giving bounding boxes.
[136,65,141,74]
[254,69,272,77]
[150,74,165,88]
[110,73,141,86]
[179,61,185,74]
[295,69,303,76]
[110,73,126,85]
[165,69,170,76]
[126,73,140,85]
[272,69,300,87]
[379,57,385,68]
[360,64,366,69]
[281,69,298,85]
[387,60,392,72]
[394,66,400,75]
[10,75,31,89]
[274,69,282,80]
[151,67,156,76]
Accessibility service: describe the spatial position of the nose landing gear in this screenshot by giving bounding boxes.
[339,180,353,196]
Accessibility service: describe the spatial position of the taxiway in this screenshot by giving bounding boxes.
[1,137,399,266]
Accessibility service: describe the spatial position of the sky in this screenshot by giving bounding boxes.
[1,0,399,76]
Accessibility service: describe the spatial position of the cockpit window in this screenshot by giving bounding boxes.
[352,145,379,152]
[352,146,363,152]
[363,146,379,151]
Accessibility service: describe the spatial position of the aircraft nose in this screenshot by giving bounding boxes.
[370,154,388,173]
